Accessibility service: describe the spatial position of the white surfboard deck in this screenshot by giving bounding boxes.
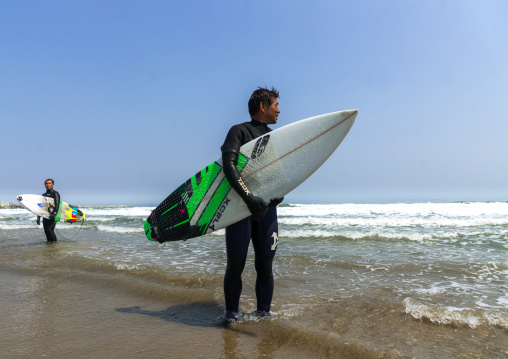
[206,109,358,232]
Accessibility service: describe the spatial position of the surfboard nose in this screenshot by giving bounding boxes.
[335,109,358,133]
[344,109,359,120]
[345,109,358,128]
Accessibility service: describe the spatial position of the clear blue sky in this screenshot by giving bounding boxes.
[1,0,507,205]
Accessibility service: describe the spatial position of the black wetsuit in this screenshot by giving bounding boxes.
[39,189,60,242]
[221,120,279,313]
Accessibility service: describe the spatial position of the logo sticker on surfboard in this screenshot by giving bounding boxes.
[251,135,270,159]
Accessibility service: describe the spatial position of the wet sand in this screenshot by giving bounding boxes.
[0,268,342,359]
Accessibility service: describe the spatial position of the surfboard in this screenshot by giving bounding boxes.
[17,194,86,223]
[145,109,358,243]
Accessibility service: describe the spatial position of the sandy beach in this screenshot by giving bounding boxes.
[1,265,340,359]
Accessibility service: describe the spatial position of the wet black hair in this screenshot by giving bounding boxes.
[248,87,279,117]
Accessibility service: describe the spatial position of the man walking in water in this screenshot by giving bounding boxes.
[37,179,60,242]
[221,87,284,324]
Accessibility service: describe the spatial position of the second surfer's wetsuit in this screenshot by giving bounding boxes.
[37,189,60,242]
[221,119,281,316]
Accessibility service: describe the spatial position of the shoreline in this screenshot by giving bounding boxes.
[0,266,350,359]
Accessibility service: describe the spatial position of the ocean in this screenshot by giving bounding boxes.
[1,202,507,358]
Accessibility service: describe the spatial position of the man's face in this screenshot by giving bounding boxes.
[262,98,280,125]
[45,181,54,191]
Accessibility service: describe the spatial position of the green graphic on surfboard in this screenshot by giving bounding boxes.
[144,109,358,244]
[144,154,248,242]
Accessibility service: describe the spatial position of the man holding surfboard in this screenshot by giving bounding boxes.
[37,179,60,242]
[221,87,284,323]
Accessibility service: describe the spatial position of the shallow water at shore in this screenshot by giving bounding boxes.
[1,202,507,358]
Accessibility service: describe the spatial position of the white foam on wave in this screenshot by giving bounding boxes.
[208,229,225,236]
[413,281,478,295]
[404,297,508,329]
[114,262,143,271]
[496,294,508,307]
[282,202,508,218]
[275,202,508,243]
[85,217,119,222]
[475,262,507,283]
[278,215,508,228]
[0,209,28,215]
[281,228,437,241]
[96,224,143,234]
[0,223,38,230]
[84,206,153,217]
[279,203,508,229]
[403,297,494,329]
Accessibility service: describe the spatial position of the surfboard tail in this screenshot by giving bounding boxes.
[144,215,160,242]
